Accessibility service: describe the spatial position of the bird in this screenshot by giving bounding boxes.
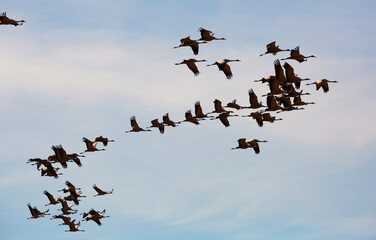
[81,209,101,219]
[43,190,61,206]
[94,136,115,146]
[281,46,316,63]
[85,209,109,226]
[283,84,310,98]
[247,139,268,154]
[262,113,282,123]
[148,119,165,134]
[274,93,292,108]
[93,184,114,197]
[173,36,206,55]
[211,112,237,127]
[58,181,81,193]
[226,99,244,110]
[194,101,211,119]
[66,153,84,167]
[231,138,251,150]
[182,110,200,125]
[65,221,84,232]
[242,111,264,127]
[27,204,49,219]
[207,59,240,79]
[125,116,151,133]
[0,12,25,26]
[262,78,286,97]
[211,99,231,114]
[198,28,226,41]
[81,137,105,153]
[306,79,338,93]
[247,89,265,109]
[276,105,305,114]
[265,96,283,112]
[175,59,206,76]
[27,158,47,170]
[282,62,310,89]
[49,145,69,168]
[292,96,315,106]
[162,113,179,127]
[254,74,276,84]
[274,59,287,84]
[51,215,76,226]
[58,199,77,214]
[260,41,289,56]
[37,159,60,178]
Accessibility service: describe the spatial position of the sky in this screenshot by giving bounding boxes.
[1,0,376,239]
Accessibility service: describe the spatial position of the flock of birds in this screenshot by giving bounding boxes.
[125,28,338,154]
[26,137,114,232]
[3,13,338,232]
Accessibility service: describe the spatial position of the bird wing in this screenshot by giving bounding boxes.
[218,113,230,127]
[43,191,56,203]
[266,41,276,50]
[93,184,106,194]
[221,64,233,79]
[190,42,199,55]
[248,89,260,107]
[186,62,200,76]
[130,116,141,130]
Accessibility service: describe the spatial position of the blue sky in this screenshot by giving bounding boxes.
[1,1,376,240]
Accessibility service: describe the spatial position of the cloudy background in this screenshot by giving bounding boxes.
[1,1,375,239]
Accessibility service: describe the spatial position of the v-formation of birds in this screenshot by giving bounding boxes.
[3,17,338,231]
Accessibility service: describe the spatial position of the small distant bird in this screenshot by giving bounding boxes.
[262,113,282,123]
[211,99,231,114]
[283,84,310,98]
[162,113,179,127]
[260,41,289,56]
[81,137,105,153]
[58,199,77,214]
[231,138,252,150]
[194,101,211,119]
[173,36,207,55]
[51,215,75,226]
[274,59,287,84]
[283,62,310,89]
[211,112,237,127]
[93,184,114,197]
[247,139,268,154]
[281,46,316,63]
[148,119,165,134]
[65,221,84,232]
[125,116,151,133]
[207,59,240,79]
[247,89,264,109]
[85,209,109,226]
[265,96,283,112]
[183,110,200,125]
[0,12,25,26]
[226,99,244,110]
[292,96,315,106]
[306,79,338,93]
[81,209,100,219]
[254,74,276,84]
[175,59,206,76]
[198,28,226,41]
[43,190,61,206]
[59,180,81,193]
[242,111,264,127]
[27,204,49,219]
[95,136,114,146]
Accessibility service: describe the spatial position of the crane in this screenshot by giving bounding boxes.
[207,59,240,79]
[306,79,338,93]
[175,59,206,76]
[281,46,316,63]
[198,28,226,41]
[0,12,25,26]
[125,116,151,133]
[93,184,114,197]
[260,41,289,56]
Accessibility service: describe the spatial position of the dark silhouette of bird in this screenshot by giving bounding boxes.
[175,59,206,76]
[194,101,211,119]
[81,137,105,153]
[226,99,244,110]
[85,209,109,226]
[65,221,84,232]
[0,12,25,26]
[265,96,283,112]
[211,112,237,127]
[43,190,61,206]
[93,184,114,197]
[247,139,268,154]
[173,36,207,55]
[125,116,151,133]
[247,89,265,109]
[283,62,310,89]
[182,110,200,125]
[148,119,165,134]
[262,113,282,123]
[292,96,315,106]
[281,46,316,63]
[231,138,251,150]
[162,113,179,127]
[306,79,338,93]
[207,59,240,79]
[198,28,226,41]
[27,204,49,219]
[95,136,114,146]
[260,41,289,56]
[242,111,264,127]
